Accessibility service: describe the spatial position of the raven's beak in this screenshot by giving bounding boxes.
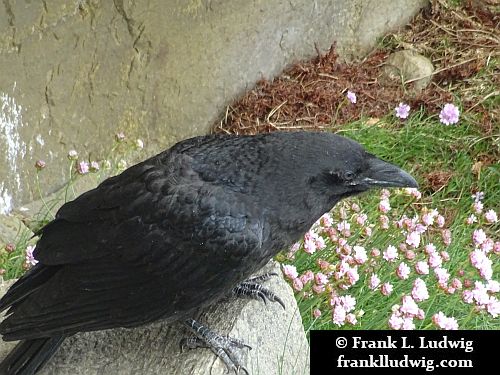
[361,157,418,189]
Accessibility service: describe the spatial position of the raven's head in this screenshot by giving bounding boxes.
[303,133,418,200]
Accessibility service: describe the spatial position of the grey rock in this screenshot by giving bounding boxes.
[382,50,435,91]
[0,261,309,375]
[0,214,33,247]
[0,0,428,211]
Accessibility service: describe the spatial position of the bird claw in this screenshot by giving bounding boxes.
[183,319,251,374]
[232,272,285,309]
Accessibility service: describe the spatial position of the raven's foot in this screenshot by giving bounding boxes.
[182,318,251,374]
[232,272,285,309]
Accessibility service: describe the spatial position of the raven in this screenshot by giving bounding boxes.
[0,131,417,374]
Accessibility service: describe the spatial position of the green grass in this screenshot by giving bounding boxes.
[281,108,499,332]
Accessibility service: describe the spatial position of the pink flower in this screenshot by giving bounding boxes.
[406,231,421,248]
[424,243,437,254]
[388,313,404,330]
[315,236,326,250]
[405,250,416,260]
[35,160,46,170]
[441,229,452,246]
[332,305,346,326]
[487,280,500,293]
[394,102,410,119]
[484,210,498,223]
[400,295,419,316]
[351,203,361,212]
[415,261,429,275]
[462,290,474,304]
[317,259,330,271]
[339,295,356,312]
[396,262,411,280]
[469,249,492,280]
[282,264,298,280]
[346,90,357,104]
[326,227,338,242]
[312,284,325,294]
[421,213,434,226]
[401,317,415,330]
[470,248,488,268]
[77,161,89,175]
[337,221,350,232]
[434,267,450,286]
[446,286,457,295]
[353,246,368,264]
[335,261,350,280]
[415,224,427,234]
[466,214,477,225]
[292,278,304,292]
[320,213,334,228]
[383,245,398,262]
[436,215,445,228]
[25,245,38,267]
[314,272,328,285]
[355,213,368,226]
[381,282,393,296]
[303,239,316,254]
[300,270,315,284]
[472,191,484,202]
[369,274,381,290]
[404,188,421,199]
[481,239,494,253]
[313,308,322,318]
[371,248,380,257]
[494,242,500,254]
[417,309,425,320]
[473,201,483,214]
[428,252,443,269]
[432,312,458,330]
[451,278,463,290]
[346,268,360,286]
[471,281,490,305]
[346,313,357,325]
[412,278,429,302]
[67,149,78,160]
[440,251,450,262]
[439,103,460,125]
[381,189,391,199]
[379,215,390,229]
[379,199,391,213]
[443,317,459,330]
[487,297,500,318]
[473,229,487,245]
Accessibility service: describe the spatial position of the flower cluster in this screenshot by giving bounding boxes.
[461,193,499,317]
[280,185,498,330]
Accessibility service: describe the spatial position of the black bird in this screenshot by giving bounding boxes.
[0,131,417,374]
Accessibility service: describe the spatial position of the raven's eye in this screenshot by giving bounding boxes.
[344,171,355,181]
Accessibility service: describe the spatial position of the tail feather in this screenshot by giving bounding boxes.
[0,336,64,375]
[0,265,58,314]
